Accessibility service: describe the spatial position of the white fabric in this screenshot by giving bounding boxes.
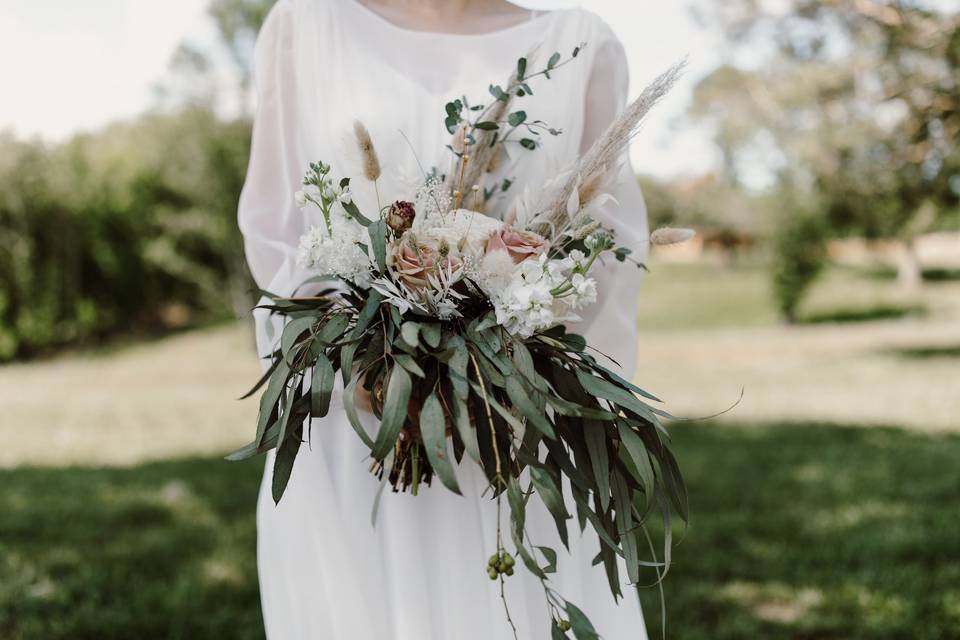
[239,1,650,638]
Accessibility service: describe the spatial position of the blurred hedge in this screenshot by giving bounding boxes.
[0,108,253,360]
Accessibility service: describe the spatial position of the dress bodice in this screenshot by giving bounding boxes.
[239,0,648,374]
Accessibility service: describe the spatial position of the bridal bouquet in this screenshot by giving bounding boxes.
[234,47,689,638]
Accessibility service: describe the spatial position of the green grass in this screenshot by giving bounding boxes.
[0,457,265,640]
[4,256,958,638]
[639,423,960,640]
[3,424,959,639]
[636,259,960,331]
[637,262,777,331]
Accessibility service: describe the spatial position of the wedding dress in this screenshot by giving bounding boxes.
[238,1,650,638]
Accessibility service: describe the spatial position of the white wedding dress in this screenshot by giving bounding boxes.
[238,1,650,638]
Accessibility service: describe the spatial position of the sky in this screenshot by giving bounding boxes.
[0,0,720,178]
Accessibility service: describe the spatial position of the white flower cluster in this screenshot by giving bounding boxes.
[413,174,453,223]
[489,251,597,338]
[295,207,372,288]
[294,170,353,210]
[291,158,608,337]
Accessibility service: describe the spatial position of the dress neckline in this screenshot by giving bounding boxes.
[342,0,557,39]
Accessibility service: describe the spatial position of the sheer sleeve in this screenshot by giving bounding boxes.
[237,0,305,295]
[576,29,650,332]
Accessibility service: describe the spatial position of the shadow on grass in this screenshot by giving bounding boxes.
[0,456,266,640]
[3,424,960,640]
[859,266,960,283]
[637,422,960,640]
[800,304,926,325]
[885,344,960,360]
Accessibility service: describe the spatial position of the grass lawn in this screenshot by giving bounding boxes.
[2,424,959,639]
[2,258,958,638]
[639,423,960,640]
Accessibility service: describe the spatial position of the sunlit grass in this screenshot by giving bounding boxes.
[2,424,958,639]
[637,257,960,331]
[638,422,960,640]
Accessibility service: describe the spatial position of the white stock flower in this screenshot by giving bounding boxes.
[569,274,597,309]
[296,210,373,287]
[295,184,322,208]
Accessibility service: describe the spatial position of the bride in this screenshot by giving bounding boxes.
[238,0,650,637]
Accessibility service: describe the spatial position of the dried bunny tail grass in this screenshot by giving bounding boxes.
[353,120,381,182]
[651,227,696,245]
[538,61,686,234]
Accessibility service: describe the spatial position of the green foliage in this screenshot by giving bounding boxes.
[0,108,253,360]
[236,285,686,631]
[771,211,828,323]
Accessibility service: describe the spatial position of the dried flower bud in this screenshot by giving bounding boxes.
[650,227,696,246]
[353,120,381,182]
[452,123,469,154]
[386,201,416,235]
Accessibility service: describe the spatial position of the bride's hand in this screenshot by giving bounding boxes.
[354,384,374,414]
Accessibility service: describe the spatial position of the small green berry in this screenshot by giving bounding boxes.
[503,554,515,568]
[488,554,499,567]
[558,620,572,632]
[488,568,498,580]
[505,566,514,576]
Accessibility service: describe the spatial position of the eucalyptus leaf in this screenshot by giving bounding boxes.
[272,429,300,504]
[420,392,461,495]
[368,220,388,272]
[310,354,336,418]
[584,421,611,511]
[530,467,569,523]
[400,322,421,348]
[450,390,480,462]
[618,422,656,503]
[508,111,527,126]
[371,366,412,460]
[420,323,442,348]
[564,601,600,640]
[535,545,558,574]
[393,353,426,378]
[343,375,374,448]
[505,376,555,438]
[280,316,315,359]
[256,359,290,446]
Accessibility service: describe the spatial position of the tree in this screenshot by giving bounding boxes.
[157,0,276,116]
[691,0,960,290]
[206,0,276,115]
